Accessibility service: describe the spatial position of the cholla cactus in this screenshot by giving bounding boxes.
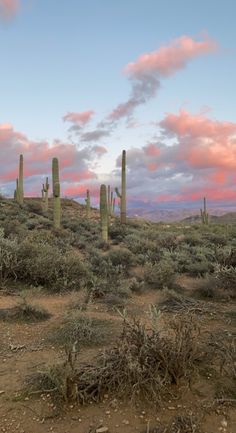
[52,158,61,229]
[42,177,50,212]
[100,184,108,242]
[85,189,91,219]
[17,154,24,205]
[200,197,209,225]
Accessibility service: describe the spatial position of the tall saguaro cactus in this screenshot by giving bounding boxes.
[115,150,126,224]
[100,184,108,242]
[200,197,209,225]
[14,178,19,202]
[42,177,50,212]
[18,154,24,205]
[52,158,61,229]
[85,189,91,219]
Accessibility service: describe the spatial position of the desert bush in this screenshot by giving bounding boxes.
[214,265,236,295]
[47,312,113,349]
[158,289,213,315]
[15,239,88,291]
[0,299,51,322]
[144,260,176,290]
[0,229,19,285]
[109,222,128,242]
[29,316,202,405]
[106,248,135,270]
[75,317,202,403]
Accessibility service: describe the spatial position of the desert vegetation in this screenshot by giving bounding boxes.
[0,153,236,433]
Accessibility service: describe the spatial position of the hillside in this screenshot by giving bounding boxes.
[0,197,236,433]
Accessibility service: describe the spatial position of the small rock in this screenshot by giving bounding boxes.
[96,428,109,433]
[221,419,227,428]
[0,391,5,395]
[122,420,130,425]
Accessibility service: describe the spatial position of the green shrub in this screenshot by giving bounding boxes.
[0,229,19,285]
[144,260,176,290]
[106,248,135,270]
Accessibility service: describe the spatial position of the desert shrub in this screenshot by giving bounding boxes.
[109,221,128,242]
[0,299,51,322]
[1,219,27,238]
[25,200,44,215]
[214,265,236,295]
[128,277,146,294]
[184,233,204,247]
[15,239,88,291]
[75,317,202,403]
[29,316,202,405]
[47,313,113,349]
[144,260,176,290]
[89,250,115,277]
[0,229,19,285]
[106,248,135,270]
[158,289,213,314]
[185,260,212,277]
[203,232,228,246]
[156,232,178,250]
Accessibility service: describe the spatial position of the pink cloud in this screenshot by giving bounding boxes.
[0,123,106,197]
[0,0,19,18]
[125,36,217,78]
[160,110,236,171]
[160,109,236,139]
[63,110,95,126]
[107,35,217,123]
[146,144,160,157]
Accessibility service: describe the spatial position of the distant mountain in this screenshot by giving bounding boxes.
[127,207,236,223]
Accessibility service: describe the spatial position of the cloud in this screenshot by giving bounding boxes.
[0,0,19,19]
[107,35,217,124]
[114,110,236,207]
[80,129,110,142]
[0,123,106,197]
[63,110,95,128]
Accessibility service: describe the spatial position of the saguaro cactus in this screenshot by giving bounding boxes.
[115,150,126,224]
[18,154,24,205]
[52,158,61,229]
[200,197,209,225]
[42,177,50,212]
[85,189,91,219]
[100,184,108,242]
[15,178,19,202]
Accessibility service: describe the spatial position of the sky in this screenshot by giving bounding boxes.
[0,0,236,211]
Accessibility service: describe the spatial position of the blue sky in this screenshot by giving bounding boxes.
[0,0,236,208]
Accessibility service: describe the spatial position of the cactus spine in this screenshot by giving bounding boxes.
[200,197,209,225]
[52,158,61,229]
[115,150,126,224]
[85,189,91,219]
[18,154,24,205]
[100,184,108,242]
[42,177,50,212]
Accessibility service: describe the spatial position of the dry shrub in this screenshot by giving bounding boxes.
[74,316,202,404]
[145,415,201,433]
[0,299,51,322]
[158,289,214,315]
[47,312,113,349]
[27,317,205,406]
